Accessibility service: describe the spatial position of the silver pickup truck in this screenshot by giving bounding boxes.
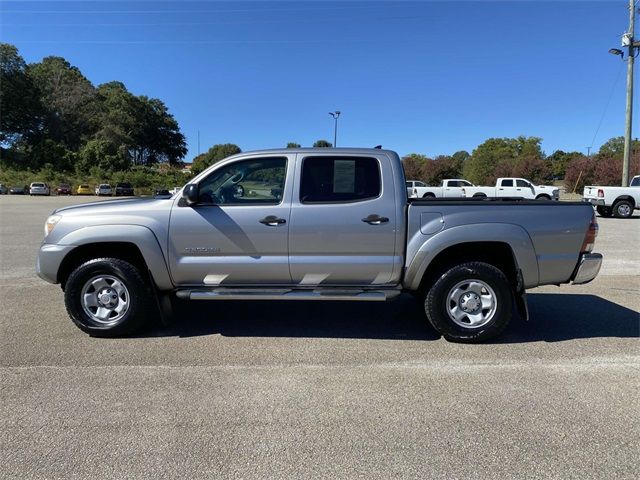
[37,148,602,342]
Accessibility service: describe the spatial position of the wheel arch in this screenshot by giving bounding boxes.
[612,195,636,208]
[404,223,539,292]
[56,225,173,290]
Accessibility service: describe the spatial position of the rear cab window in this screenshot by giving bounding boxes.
[300,156,381,203]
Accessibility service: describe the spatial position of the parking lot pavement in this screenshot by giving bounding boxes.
[1,196,639,479]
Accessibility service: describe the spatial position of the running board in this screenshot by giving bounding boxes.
[175,288,401,302]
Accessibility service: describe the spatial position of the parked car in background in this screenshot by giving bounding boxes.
[56,184,73,196]
[463,178,560,200]
[407,179,474,198]
[9,185,28,195]
[583,174,640,218]
[95,184,112,196]
[154,188,172,199]
[29,182,50,196]
[0,184,8,195]
[76,184,92,195]
[115,182,134,196]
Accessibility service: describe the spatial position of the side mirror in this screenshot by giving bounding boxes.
[183,184,199,206]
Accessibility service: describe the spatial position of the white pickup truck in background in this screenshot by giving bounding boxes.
[406,179,474,198]
[583,174,640,218]
[463,178,560,200]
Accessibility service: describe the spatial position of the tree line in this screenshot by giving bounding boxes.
[402,136,640,191]
[1,43,186,173]
[2,42,638,193]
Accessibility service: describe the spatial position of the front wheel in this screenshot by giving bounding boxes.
[64,258,154,337]
[536,194,551,200]
[424,262,513,343]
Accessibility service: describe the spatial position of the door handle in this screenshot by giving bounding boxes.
[259,215,286,226]
[362,214,389,225]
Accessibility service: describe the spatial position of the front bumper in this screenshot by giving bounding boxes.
[571,253,603,285]
[584,198,605,206]
[36,243,76,284]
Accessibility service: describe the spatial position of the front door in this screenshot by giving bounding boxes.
[288,154,399,286]
[168,155,293,286]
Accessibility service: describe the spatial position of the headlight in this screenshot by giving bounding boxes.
[44,215,62,237]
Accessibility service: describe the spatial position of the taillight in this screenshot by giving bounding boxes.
[581,212,598,253]
[597,189,604,198]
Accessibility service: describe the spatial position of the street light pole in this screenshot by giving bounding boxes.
[329,111,341,147]
[622,0,635,186]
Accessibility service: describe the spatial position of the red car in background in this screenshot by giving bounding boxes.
[56,184,72,195]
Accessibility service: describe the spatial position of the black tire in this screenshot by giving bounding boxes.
[596,205,613,217]
[612,199,634,218]
[424,262,513,343]
[472,193,487,198]
[422,193,436,198]
[64,258,154,337]
[536,195,551,201]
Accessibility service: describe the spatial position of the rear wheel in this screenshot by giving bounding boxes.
[596,205,613,217]
[422,193,436,199]
[424,262,513,343]
[612,199,633,218]
[64,258,154,337]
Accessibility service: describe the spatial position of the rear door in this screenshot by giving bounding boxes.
[498,178,517,196]
[288,153,399,286]
[443,180,469,198]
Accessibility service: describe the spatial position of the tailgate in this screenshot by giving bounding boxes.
[582,186,599,198]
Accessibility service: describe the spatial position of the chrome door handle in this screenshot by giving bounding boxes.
[362,214,389,225]
[259,215,286,226]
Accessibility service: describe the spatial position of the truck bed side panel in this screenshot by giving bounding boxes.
[404,201,593,290]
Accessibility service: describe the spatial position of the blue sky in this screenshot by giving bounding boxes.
[1,0,637,160]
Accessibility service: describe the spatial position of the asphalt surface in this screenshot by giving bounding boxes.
[1,195,639,479]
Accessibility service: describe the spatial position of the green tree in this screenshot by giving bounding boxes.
[0,43,42,146]
[286,142,301,148]
[313,140,332,148]
[546,150,582,178]
[191,143,241,174]
[451,150,470,163]
[598,136,640,158]
[129,96,186,166]
[27,56,99,151]
[463,136,543,185]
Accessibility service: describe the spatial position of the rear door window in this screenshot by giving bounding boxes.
[501,179,514,187]
[300,156,381,203]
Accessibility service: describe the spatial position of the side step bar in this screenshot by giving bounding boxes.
[175,288,401,302]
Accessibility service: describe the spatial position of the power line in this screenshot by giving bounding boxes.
[589,60,625,152]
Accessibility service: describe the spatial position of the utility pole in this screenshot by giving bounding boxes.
[328,111,341,147]
[586,146,592,157]
[622,0,636,186]
[197,130,201,155]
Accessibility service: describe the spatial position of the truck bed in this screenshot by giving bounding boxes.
[403,197,593,290]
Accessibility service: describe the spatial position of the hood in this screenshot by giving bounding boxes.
[54,197,173,216]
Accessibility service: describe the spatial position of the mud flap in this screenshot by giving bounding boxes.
[514,268,529,321]
[148,269,174,326]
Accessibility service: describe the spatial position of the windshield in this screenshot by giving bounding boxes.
[31,183,45,187]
